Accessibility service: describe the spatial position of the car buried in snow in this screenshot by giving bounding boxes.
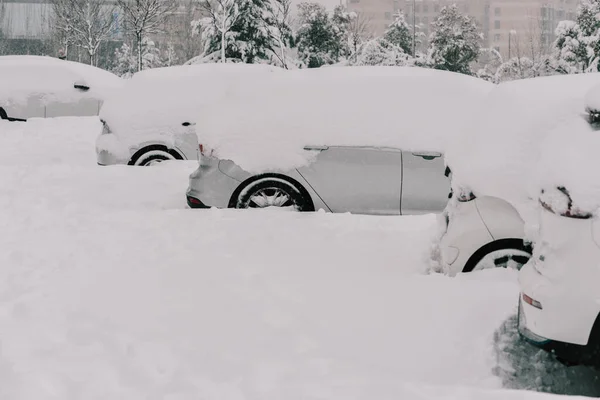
[96,63,283,166]
[0,55,122,121]
[185,66,493,215]
[518,85,600,367]
[436,73,600,276]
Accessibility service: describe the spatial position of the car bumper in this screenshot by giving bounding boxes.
[186,157,243,209]
[518,263,600,365]
[95,133,130,166]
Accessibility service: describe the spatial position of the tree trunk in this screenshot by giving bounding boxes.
[221,18,226,63]
[137,32,143,71]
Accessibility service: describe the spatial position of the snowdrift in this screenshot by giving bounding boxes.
[194,66,494,173]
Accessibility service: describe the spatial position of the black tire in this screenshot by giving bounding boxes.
[234,175,314,211]
[462,238,532,273]
[128,145,182,166]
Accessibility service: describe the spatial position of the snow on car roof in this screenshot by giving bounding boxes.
[99,63,285,139]
[446,72,600,209]
[0,55,122,106]
[195,66,493,173]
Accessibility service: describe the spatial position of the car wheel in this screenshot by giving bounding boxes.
[463,239,532,273]
[236,177,313,211]
[129,146,181,166]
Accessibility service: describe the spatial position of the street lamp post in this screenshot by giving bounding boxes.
[412,0,416,57]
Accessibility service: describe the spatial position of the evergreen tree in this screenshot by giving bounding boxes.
[198,0,279,63]
[296,2,339,68]
[383,11,413,55]
[552,20,588,73]
[111,42,137,78]
[427,4,481,75]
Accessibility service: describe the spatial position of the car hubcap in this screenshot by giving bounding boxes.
[473,249,531,271]
[248,188,294,208]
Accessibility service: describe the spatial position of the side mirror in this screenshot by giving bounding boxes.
[74,80,90,91]
[182,122,196,127]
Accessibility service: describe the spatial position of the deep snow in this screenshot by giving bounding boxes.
[0,117,598,399]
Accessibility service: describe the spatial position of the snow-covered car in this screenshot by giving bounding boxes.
[186,67,493,214]
[96,63,283,166]
[518,88,600,367]
[0,55,122,121]
[437,73,600,276]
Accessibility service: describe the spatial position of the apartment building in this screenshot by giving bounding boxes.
[347,0,580,58]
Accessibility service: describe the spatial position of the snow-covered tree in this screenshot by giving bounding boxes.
[331,5,353,60]
[427,4,481,75]
[194,0,242,63]
[51,0,116,65]
[266,0,294,68]
[116,0,178,71]
[347,12,372,62]
[383,11,412,55]
[140,37,163,69]
[296,2,347,68]
[352,38,412,67]
[111,42,137,77]
[195,0,279,63]
[552,20,588,73]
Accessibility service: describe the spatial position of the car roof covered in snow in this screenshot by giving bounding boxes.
[0,55,122,105]
[99,63,285,142]
[446,72,600,210]
[194,66,493,173]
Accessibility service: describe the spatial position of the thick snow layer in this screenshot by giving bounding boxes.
[195,66,493,173]
[534,113,600,214]
[99,63,284,142]
[0,117,591,398]
[0,56,122,106]
[447,73,600,212]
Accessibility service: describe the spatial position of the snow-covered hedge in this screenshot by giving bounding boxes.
[195,66,493,173]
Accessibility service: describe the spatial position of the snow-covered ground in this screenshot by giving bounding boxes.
[0,117,598,399]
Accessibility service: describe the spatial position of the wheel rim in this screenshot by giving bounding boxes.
[145,159,164,166]
[472,249,531,272]
[247,188,295,209]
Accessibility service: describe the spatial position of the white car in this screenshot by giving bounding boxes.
[518,87,600,366]
[96,63,283,166]
[437,73,600,276]
[437,188,531,276]
[0,55,122,121]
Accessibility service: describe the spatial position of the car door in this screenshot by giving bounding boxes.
[400,151,450,215]
[296,146,402,215]
[45,80,100,117]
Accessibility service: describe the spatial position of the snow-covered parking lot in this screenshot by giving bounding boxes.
[0,117,599,399]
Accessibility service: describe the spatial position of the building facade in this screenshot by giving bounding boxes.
[347,0,580,59]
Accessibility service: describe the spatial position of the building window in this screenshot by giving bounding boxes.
[434,4,439,12]
[415,17,420,24]
[423,4,428,12]
[494,34,501,42]
[494,46,500,52]
[414,4,420,12]
[494,20,501,29]
[385,11,392,19]
[494,7,501,16]
[423,16,428,24]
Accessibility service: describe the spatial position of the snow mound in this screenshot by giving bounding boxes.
[0,56,122,106]
[100,63,284,137]
[195,66,493,173]
[446,73,600,209]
